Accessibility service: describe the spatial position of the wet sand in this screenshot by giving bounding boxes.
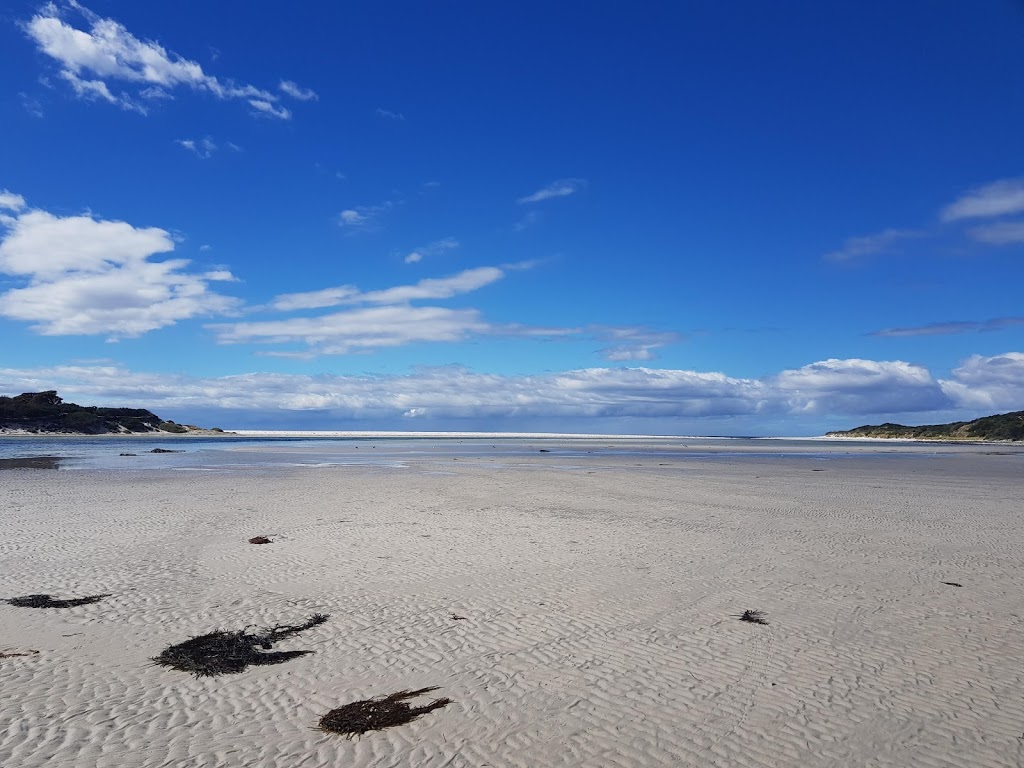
[1,449,1022,767]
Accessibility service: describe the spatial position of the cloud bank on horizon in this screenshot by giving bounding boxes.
[2,2,1023,433]
[1,353,1021,432]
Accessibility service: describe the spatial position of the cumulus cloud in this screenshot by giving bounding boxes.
[823,228,923,262]
[0,192,239,337]
[404,237,459,264]
[871,317,1024,337]
[4,353,1012,424]
[24,2,294,119]
[942,178,1024,221]
[774,358,949,415]
[938,353,1024,412]
[517,178,586,204]
[278,80,317,101]
[968,220,1024,245]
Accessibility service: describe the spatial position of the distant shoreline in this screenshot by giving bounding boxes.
[1,429,1022,447]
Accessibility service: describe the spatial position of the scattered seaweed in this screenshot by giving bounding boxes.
[318,687,451,737]
[248,536,273,545]
[738,609,768,625]
[7,593,109,609]
[450,613,467,621]
[150,448,183,454]
[942,581,963,587]
[152,613,328,677]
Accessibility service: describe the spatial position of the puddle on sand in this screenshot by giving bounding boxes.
[0,455,62,470]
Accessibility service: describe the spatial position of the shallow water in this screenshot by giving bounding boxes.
[0,434,1019,472]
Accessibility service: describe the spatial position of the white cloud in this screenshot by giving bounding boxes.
[938,352,1024,412]
[0,190,27,212]
[212,305,488,354]
[24,2,293,119]
[359,267,502,304]
[248,99,291,120]
[823,228,923,262]
[404,237,459,264]
[774,358,947,414]
[278,80,318,101]
[5,353,1011,424]
[0,193,238,337]
[338,209,365,226]
[60,68,117,104]
[269,266,504,314]
[593,327,682,361]
[139,85,172,100]
[225,266,540,354]
[176,136,216,159]
[942,178,1024,221]
[271,285,360,312]
[517,178,586,204]
[968,219,1024,245]
[337,201,392,231]
[375,108,404,120]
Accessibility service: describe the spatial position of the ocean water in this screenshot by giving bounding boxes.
[0,433,1014,473]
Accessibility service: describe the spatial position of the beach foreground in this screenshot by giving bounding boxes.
[1,448,1022,767]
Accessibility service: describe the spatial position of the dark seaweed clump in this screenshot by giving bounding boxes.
[739,609,768,625]
[153,613,328,677]
[249,536,272,545]
[318,687,451,737]
[7,593,109,609]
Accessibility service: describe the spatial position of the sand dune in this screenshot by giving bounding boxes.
[2,450,1023,767]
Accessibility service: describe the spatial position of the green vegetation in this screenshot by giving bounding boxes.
[0,390,164,434]
[158,421,188,434]
[827,410,1024,442]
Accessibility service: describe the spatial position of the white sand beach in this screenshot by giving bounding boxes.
[2,447,1022,767]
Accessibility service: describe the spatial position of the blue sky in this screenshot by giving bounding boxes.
[2,1,1023,434]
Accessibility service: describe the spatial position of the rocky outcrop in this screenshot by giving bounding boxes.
[0,391,226,435]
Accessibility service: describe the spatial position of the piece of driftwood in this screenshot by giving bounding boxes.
[0,649,40,658]
[318,688,451,737]
[152,613,328,677]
